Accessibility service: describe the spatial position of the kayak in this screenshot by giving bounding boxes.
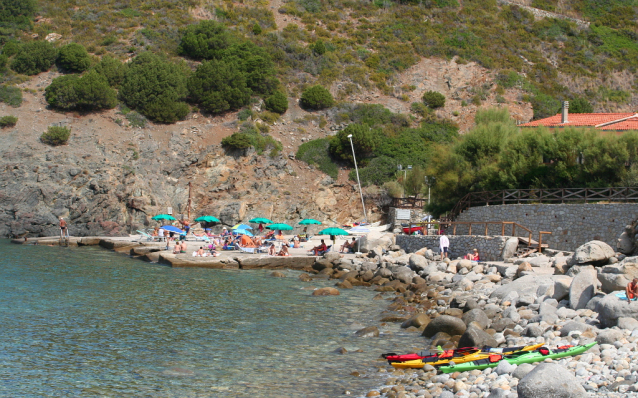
[388,343,544,369]
[439,342,597,374]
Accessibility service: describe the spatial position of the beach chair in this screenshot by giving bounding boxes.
[238,246,257,254]
[317,245,332,256]
[194,234,211,244]
[137,230,153,242]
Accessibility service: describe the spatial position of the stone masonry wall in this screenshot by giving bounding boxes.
[455,204,638,251]
[396,235,509,261]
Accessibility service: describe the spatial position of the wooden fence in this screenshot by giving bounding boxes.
[449,187,638,220]
[391,197,427,208]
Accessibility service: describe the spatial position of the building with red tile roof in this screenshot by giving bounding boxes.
[519,102,638,131]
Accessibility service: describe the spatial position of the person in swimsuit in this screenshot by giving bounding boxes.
[627,278,638,303]
[59,217,69,238]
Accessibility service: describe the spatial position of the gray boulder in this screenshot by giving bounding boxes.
[618,317,638,331]
[598,262,638,293]
[401,313,430,329]
[513,363,535,379]
[525,255,552,267]
[461,309,490,329]
[595,292,638,327]
[559,321,594,337]
[458,324,498,348]
[354,326,379,337]
[569,266,598,310]
[595,329,624,345]
[573,240,615,265]
[422,315,467,338]
[501,237,519,260]
[503,306,521,323]
[518,363,587,398]
[495,360,517,375]
[408,254,428,270]
[490,275,572,302]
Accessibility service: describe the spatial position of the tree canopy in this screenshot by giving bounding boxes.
[57,43,91,73]
[187,59,251,114]
[11,41,57,75]
[45,70,117,111]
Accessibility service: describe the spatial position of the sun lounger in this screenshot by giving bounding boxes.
[137,230,154,242]
[238,246,257,254]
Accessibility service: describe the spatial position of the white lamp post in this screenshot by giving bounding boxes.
[348,134,367,222]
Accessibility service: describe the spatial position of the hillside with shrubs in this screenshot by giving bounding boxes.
[2,0,638,218]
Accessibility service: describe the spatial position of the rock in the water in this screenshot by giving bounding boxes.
[495,359,517,375]
[354,326,379,337]
[401,313,430,329]
[569,266,598,310]
[422,315,467,338]
[461,308,490,329]
[312,287,340,296]
[595,329,624,345]
[573,240,615,265]
[618,317,638,331]
[513,363,536,379]
[458,324,497,348]
[595,292,638,327]
[518,363,587,398]
[271,271,285,277]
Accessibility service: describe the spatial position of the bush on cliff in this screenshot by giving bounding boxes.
[0,85,22,107]
[264,91,288,114]
[92,55,128,88]
[0,115,17,127]
[221,123,282,155]
[178,21,237,60]
[187,59,251,114]
[57,43,92,73]
[300,85,334,110]
[296,138,339,179]
[41,126,70,146]
[422,90,445,109]
[329,123,378,165]
[45,71,117,111]
[10,41,57,75]
[119,52,189,123]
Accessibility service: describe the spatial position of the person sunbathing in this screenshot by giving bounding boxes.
[173,242,181,254]
[196,247,205,257]
[299,227,308,242]
[627,278,638,303]
[265,230,275,240]
[311,239,328,256]
[464,248,480,262]
[268,243,276,256]
[278,243,290,256]
[292,236,300,248]
[339,240,351,253]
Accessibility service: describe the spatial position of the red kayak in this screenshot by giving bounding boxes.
[402,226,421,234]
[383,347,478,364]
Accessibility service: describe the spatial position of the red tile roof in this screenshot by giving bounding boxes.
[520,113,638,130]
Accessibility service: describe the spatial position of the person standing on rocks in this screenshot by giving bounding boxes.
[627,278,638,303]
[59,217,69,239]
[439,234,449,260]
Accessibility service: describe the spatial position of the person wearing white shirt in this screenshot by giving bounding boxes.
[439,234,449,260]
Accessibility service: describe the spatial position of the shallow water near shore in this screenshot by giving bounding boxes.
[0,240,417,397]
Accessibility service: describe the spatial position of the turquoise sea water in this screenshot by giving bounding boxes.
[0,240,417,397]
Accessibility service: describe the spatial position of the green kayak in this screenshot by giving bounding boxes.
[439,342,597,374]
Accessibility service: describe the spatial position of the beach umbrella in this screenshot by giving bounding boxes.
[318,227,349,236]
[161,225,184,233]
[194,216,220,223]
[266,223,293,231]
[234,228,254,237]
[299,218,322,225]
[249,217,273,224]
[152,214,176,221]
[232,224,253,230]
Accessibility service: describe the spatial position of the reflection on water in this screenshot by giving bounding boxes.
[0,240,417,397]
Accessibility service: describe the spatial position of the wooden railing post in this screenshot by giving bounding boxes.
[453,224,457,235]
[501,223,505,236]
[485,223,488,236]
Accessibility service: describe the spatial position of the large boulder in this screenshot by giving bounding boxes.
[458,324,497,348]
[559,321,595,337]
[409,254,428,270]
[461,309,490,329]
[501,237,519,260]
[569,266,598,310]
[618,222,637,255]
[490,275,572,302]
[573,240,615,265]
[357,232,393,253]
[518,363,587,398]
[422,315,467,338]
[312,287,340,296]
[401,313,430,329]
[598,261,638,293]
[595,329,624,345]
[595,292,638,327]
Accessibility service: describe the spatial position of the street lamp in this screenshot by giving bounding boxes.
[348,134,367,222]
[424,176,434,205]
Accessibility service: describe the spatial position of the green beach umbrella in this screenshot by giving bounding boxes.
[249,217,273,224]
[152,214,176,221]
[194,216,220,223]
[318,227,349,236]
[266,223,293,231]
[299,218,322,225]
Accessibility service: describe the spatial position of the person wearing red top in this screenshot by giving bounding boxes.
[311,239,328,256]
[627,278,638,303]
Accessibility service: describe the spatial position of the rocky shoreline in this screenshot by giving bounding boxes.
[13,235,638,397]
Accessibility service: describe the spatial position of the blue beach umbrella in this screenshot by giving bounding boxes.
[234,228,254,237]
[161,225,184,233]
[232,224,253,230]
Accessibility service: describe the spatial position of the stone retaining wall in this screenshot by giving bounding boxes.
[455,203,638,251]
[396,235,509,261]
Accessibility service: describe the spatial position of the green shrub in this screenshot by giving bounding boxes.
[221,132,252,149]
[329,123,377,164]
[531,93,561,120]
[422,90,445,109]
[0,0,36,28]
[1,40,20,57]
[11,41,57,75]
[296,138,339,178]
[237,108,253,121]
[188,59,251,114]
[264,91,288,114]
[312,39,326,55]
[221,124,282,155]
[41,126,70,146]
[126,112,147,128]
[300,85,334,110]
[570,97,593,113]
[0,115,17,127]
[252,23,262,35]
[119,52,189,123]
[45,71,117,111]
[0,85,22,107]
[350,155,396,186]
[93,55,127,88]
[57,43,91,73]
[178,21,237,60]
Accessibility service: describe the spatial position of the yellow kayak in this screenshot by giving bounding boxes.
[390,343,544,369]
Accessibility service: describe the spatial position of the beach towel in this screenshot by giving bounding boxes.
[615,292,638,301]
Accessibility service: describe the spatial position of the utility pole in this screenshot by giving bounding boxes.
[348,134,367,222]
[187,182,192,221]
